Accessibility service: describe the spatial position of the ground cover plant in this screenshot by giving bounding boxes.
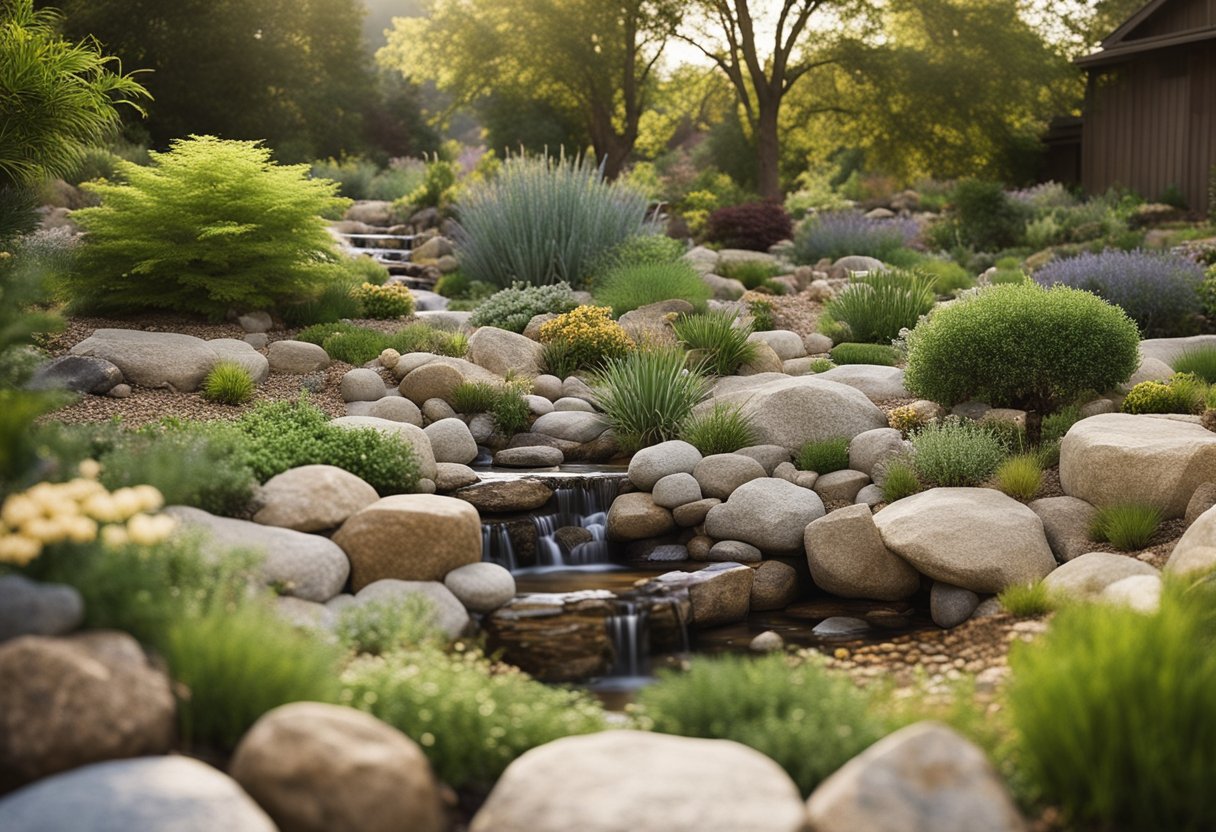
[796,437,850,474]
[994,453,1042,500]
[318,323,467,366]
[829,343,900,366]
[201,362,255,406]
[909,418,1007,487]
[469,282,579,333]
[1089,503,1162,551]
[880,458,922,502]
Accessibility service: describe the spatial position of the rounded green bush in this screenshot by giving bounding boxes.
[904,284,1140,413]
[201,361,255,405]
[592,261,711,317]
[829,342,899,366]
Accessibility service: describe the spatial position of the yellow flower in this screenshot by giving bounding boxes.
[82,493,121,523]
[126,513,176,546]
[100,524,130,548]
[21,517,68,545]
[0,534,42,566]
[65,516,98,544]
[78,459,102,480]
[132,484,165,513]
[24,483,61,514]
[61,477,107,503]
[1,495,41,529]
[109,488,144,520]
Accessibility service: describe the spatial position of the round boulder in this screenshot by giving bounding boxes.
[1041,551,1159,601]
[467,326,544,377]
[704,478,826,553]
[607,492,676,542]
[367,396,424,425]
[354,579,470,638]
[444,562,517,613]
[340,368,387,403]
[0,575,83,642]
[628,440,703,491]
[693,454,767,500]
[651,472,702,509]
[750,560,800,611]
[253,465,380,532]
[267,340,331,374]
[424,418,478,465]
[804,504,920,601]
[69,328,220,392]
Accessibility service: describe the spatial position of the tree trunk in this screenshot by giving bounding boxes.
[755,104,782,201]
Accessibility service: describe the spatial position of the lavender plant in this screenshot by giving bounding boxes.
[793,211,919,265]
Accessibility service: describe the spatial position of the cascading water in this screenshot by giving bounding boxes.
[607,600,648,676]
[481,475,622,571]
[482,523,517,571]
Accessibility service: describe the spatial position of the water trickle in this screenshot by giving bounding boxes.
[482,523,516,571]
[607,600,650,677]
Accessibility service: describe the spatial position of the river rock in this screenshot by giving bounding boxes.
[532,411,609,443]
[455,479,552,513]
[834,255,886,274]
[628,440,703,490]
[734,444,791,475]
[354,580,470,638]
[1060,413,1216,518]
[1167,501,1216,576]
[739,341,784,374]
[444,562,516,613]
[750,630,785,652]
[0,757,276,832]
[672,498,721,527]
[693,453,767,500]
[855,484,885,507]
[531,374,562,400]
[607,492,675,541]
[70,328,220,392]
[561,375,596,401]
[253,464,379,532]
[804,504,920,600]
[1028,496,1098,562]
[329,416,437,481]
[27,355,122,395]
[848,428,906,476]
[1043,551,1159,601]
[421,397,457,422]
[334,494,482,590]
[872,488,1056,594]
[813,616,871,637]
[654,562,754,627]
[434,463,479,492]
[525,394,554,416]
[0,632,175,790]
[494,446,564,467]
[230,702,446,832]
[930,582,981,628]
[399,361,465,405]
[468,326,544,377]
[168,506,350,602]
[424,417,478,464]
[0,575,83,642]
[705,478,825,553]
[1101,574,1163,613]
[1185,482,1216,525]
[814,470,870,503]
[652,472,702,508]
[470,731,806,832]
[367,396,423,425]
[708,540,762,563]
[554,396,595,412]
[747,330,806,360]
[617,299,690,344]
[341,368,387,402]
[268,339,330,374]
[484,592,616,681]
[816,365,910,402]
[750,560,799,611]
[805,722,1026,832]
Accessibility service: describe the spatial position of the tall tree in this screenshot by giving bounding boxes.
[378,0,683,177]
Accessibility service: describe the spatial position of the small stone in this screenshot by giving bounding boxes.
[554,397,595,412]
[107,383,131,398]
[750,560,799,611]
[813,616,870,637]
[424,417,478,464]
[673,498,722,527]
[930,582,981,628]
[422,398,457,423]
[708,540,762,563]
[734,445,792,475]
[434,463,479,492]
[268,340,331,374]
[693,453,767,500]
[1185,482,1216,525]
[854,484,884,507]
[652,472,702,509]
[495,446,564,468]
[243,332,269,349]
[648,544,689,562]
[0,575,84,642]
[340,368,387,403]
[524,395,554,416]
[367,396,423,425]
[532,374,562,400]
[454,479,553,513]
[628,440,703,490]
[607,493,675,541]
[238,311,274,333]
[749,630,785,652]
[444,562,516,613]
[813,469,870,503]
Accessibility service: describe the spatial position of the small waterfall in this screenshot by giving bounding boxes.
[532,478,620,568]
[607,600,650,677]
[482,523,516,571]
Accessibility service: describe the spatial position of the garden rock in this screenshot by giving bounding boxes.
[687,534,713,560]
[454,479,553,513]
[1138,334,1216,366]
[208,338,270,384]
[340,368,387,402]
[169,506,350,602]
[70,328,220,392]
[747,330,805,360]
[1042,552,1159,601]
[607,492,675,541]
[855,484,884,507]
[0,575,83,642]
[702,273,747,299]
[329,416,437,481]
[367,396,423,425]
[848,428,906,476]
[648,544,689,562]
[244,332,268,349]
[628,440,702,490]
[27,355,122,395]
[652,472,702,508]
[834,255,886,274]
[684,246,720,273]
[424,417,478,464]
[803,332,834,354]
[468,326,544,377]
[494,446,564,468]
[750,631,785,652]
[781,356,816,374]
[816,365,909,402]
[399,361,465,404]
[814,469,870,504]
[434,462,479,492]
[532,374,562,400]
[1060,413,1216,518]
[738,341,784,375]
[708,540,762,563]
[525,394,554,416]
[750,560,799,611]
[561,375,596,401]
[874,488,1055,593]
[444,562,517,613]
[617,299,692,344]
[805,722,1026,832]
[392,352,437,379]
[693,453,767,500]
[672,497,720,527]
[346,200,393,225]
[930,582,981,628]
[1028,496,1098,562]
[275,597,334,631]
[0,632,175,790]
[951,400,991,421]
[735,444,791,474]
[1185,482,1216,525]
[230,702,446,832]
[655,563,754,627]
[354,579,470,638]
[523,314,558,340]
[0,757,276,832]
[335,495,482,590]
[813,617,870,636]
[1080,398,1115,417]
[532,411,609,443]
[470,730,806,832]
[253,464,379,532]
[1101,574,1162,613]
[705,477,826,553]
[1118,356,1175,392]
[1167,503,1216,576]
[421,397,456,422]
[554,396,595,412]
[805,504,920,600]
[107,383,131,398]
[267,339,330,374]
[237,310,273,333]
[468,413,495,442]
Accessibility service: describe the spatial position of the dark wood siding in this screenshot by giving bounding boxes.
[1128,0,1215,39]
[1082,42,1216,212]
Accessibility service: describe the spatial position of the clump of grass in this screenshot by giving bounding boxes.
[747,298,776,332]
[680,403,757,456]
[807,357,835,373]
[540,338,580,379]
[320,323,468,365]
[671,310,758,376]
[829,342,900,366]
[592,347,709,452]
[592,260,712,317]
[823,269,936,344]
[796,437,850,474]
[450,381,500,414]
[1040,404,1082,444]
[880,459,922,502]
[1174,346,1216,383]
[491,386,531,436]
[718,259,782,289]
[201,361,255,405]
[909,418,1006,487]
[994,452,1042,500]
[997,582,1055,617]
[1090,503,1161,551]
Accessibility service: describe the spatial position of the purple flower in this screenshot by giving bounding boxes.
[794,211,920,264]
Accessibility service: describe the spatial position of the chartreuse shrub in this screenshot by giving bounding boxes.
[593,261,711,318]
[341,645,606,790]
[1121,373,1207,415]
[909,418,1006,487]
[997,582,1054,617]
[593,348,709,452]
[904,284,1140,414]
[824,270,935,344]
[994,453,1042,500]
[350,282,414,319]
[680,403,757,456]
[320,323,467,366]
[539,305,634,372]
[880,459,922,502]
[595,234,684,272]
[917,259,974,295]
[66,136,351,319]
[201,362,255,406]
[829,343,899,366]
[717,259,783,291]
[469,282,579,333]
[1172,347,1216,384]
[796,438,850,474]
[671,311,757,376]
[1007,580,1216,831]
[637,652,889,796]
[456,154,651,290]
[1090,503,1161,550]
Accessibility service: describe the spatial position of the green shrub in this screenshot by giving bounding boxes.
[829,343,900,366]
[201,361,255,406]
[595,234,684,273]
[671,311,757,376]
[350,282,415,319]
[469,282,579,333]
[491,387,531,436]
[450,381,500,414]
[456,154,651,290]
[880,459,922,502]
[995,453,1042,500]
[593,261,711,318]
[279,270,365,327]
[997,583,1054,617]
[401,158,457,212]
[680,403,757,456]
[796,437,850,474]
[538,306,635,372]
[1121,374,1206,415]
[336,596,442,656]
[341,645,606,789]
[989,267,1028,285]
[1007,581,1216,831]
[807,357,835,373]
[638,653,888,796]
[1040,404,1082,444]
[166,601,342,750]
[904,284,1140,414]
[718,259,782,290]
[322,324,467,365]
[593,348,709,452]
[321,328,387,365]
[67,136,351,319]
[1173,347,1216,384]
[945,179,1026,251]
[234,398,420,493]
[1090,503,1161,550]
[294,321,359,346]
[909,418,1006,487]
[748,298,776,332]
[917,259,974,295]
[824,270,935,344]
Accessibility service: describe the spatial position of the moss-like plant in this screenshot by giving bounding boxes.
[350,282,415,319]
[994,453,1042,500]
[796,437,850,474]
[201,361,255,406]
[829,342,900,366]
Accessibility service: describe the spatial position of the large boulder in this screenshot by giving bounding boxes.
[0,757,276,832]
[70,328,220,392]
[750,560,800,611]
[27,355,122,395]
[1166,502,1216,576]
[424,418,478,465]
[1042,552,1159,601]
[1028,496,1098,562]
[253,465,379,532]
[468,326,544,377]
[329,416,437,481]
[0,632,175,791]
[267,340,331,374]
[705,478,826,553]
[470,731,806,832]
[1060,413,1216,519]
[607,492,676,541]
[354,579,470,638]
[805,504,920,600]
[848,428,907,477]
[532,411,609,443]
[872,488,1056,594]
[168,506,350,602]
[0,575,83,642]
[333,494,482,590]
[815,365,910,402]
[1139,335,1216,367]
[628,440,702,490]
[707,376,888,454]
[652,563,754,627]
[805,722,1026,832]
[230,702,447,832]
[340,368,388,402]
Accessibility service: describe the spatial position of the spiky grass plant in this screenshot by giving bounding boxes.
[593,347,709,452]
[994,453,1043,500]
[880,459,922,502]
[671,311,758,376]
[680,403,757,456]
[997,583,1055,617]
[824,270,936,344]
[201,361,255,406]
[796,437,850,474]
[592,260,711,317]
[1090,503,1162,551]
[450,381,500,414]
